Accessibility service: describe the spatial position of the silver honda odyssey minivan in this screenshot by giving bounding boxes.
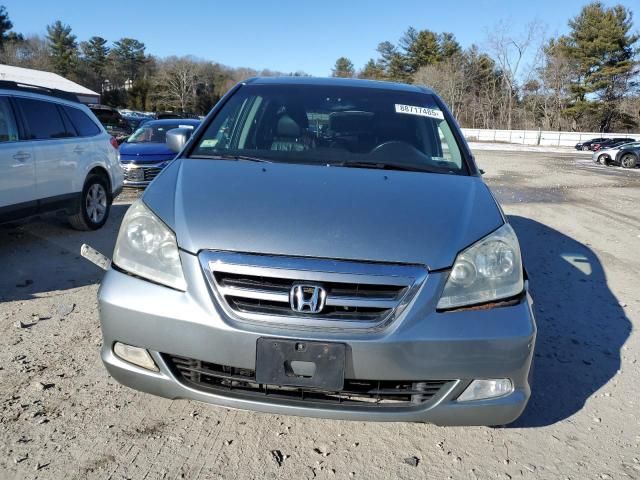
[98,77,536,425]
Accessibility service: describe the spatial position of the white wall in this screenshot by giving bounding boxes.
[461,128,639,147]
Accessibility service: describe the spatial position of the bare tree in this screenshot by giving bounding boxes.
[487,21,544,130]
[0,35,51,71]
[414,57,466,118]
[538,41,575,130]
[155,56,199,112]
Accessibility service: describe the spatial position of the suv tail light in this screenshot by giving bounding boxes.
[110,136,119,150]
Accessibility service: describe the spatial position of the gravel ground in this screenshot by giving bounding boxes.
[1,151,639,480]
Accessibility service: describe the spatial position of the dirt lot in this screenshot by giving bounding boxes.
[1,150,639,480]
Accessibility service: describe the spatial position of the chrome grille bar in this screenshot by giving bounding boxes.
[217,285,399,309]
[218,285,288,303]
[199,251,428,331]
[324,296,398,309]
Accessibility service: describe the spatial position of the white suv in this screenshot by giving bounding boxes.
[0,82,124,230]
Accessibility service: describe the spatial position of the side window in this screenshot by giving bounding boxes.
[0,97,19,142]
[436,121,462,167]
[237,96,264,148]
[57,106,77,138]
[64,106,101,137]
[16,98,68,140]
[194,97,247,152]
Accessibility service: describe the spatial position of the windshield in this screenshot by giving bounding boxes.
[190,84,466,174]
[128,123,196,144]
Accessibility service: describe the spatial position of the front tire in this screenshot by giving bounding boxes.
[620,154,637,169]
[68,174,111,230]
[599,155,609,166]
[582,145,590,151]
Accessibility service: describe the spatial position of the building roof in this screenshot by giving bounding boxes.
[245,76,433,94]
[0,64,99,102]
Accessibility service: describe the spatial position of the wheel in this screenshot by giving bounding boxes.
[68,174,111,230]
[599,154,609,166]
[582,145,590,151]
[620,153,637,169]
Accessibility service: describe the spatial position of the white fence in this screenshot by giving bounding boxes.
[461,128,639,147]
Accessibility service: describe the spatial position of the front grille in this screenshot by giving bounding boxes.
[218,272,404,321]
[166,354,450,408]
[123,165,163,183]
[200,252,427,330]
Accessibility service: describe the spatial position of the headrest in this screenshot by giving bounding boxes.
[276,114,301,137]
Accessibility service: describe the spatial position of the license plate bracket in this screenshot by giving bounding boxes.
[255,338,346,390]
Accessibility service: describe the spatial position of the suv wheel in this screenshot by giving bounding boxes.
[599,155,609,166]
[68,174,111,230]
[582,145,590,151]
[620,154,637,169]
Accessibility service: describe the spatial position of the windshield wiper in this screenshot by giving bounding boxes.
[190,154,272,163]
[331,160,453,174]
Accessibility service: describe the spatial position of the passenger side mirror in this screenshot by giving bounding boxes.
[166,128,193,153]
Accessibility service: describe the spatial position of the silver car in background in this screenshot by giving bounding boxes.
[594,141,640,168]
[98,77,536,426]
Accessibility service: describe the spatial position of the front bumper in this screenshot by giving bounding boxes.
[593,151,611,162]
[98,254,536,426]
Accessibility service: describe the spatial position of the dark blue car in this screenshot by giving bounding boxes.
[119,119,201,187]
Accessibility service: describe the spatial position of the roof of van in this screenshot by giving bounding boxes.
[244,76,434,94]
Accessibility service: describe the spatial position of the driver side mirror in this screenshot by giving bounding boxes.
[166,128,194,153]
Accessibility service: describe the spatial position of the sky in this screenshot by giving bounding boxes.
[3,0,637,76]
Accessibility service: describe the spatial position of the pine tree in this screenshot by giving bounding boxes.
[0,5,15,49]
[561,2,639,131]
[359,59,386,80]
[439,33,462,59]
[331,57,355,78]
[46,20,78,77]
[111,38,146,83]
[376,41,409,81]
[401,27,440,74]
[81,36,109,78]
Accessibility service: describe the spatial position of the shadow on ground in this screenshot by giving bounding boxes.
[509,215,631,428]
[0,204,129,302]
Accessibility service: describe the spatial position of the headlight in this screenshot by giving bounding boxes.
[437,223,523,310]
[113,200,187,291]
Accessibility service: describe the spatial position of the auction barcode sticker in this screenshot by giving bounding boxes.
[395,104,444,120]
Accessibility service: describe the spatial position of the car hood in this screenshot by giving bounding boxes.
[143,159,504,270]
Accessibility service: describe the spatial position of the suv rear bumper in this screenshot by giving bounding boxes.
[98,266,536,425]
